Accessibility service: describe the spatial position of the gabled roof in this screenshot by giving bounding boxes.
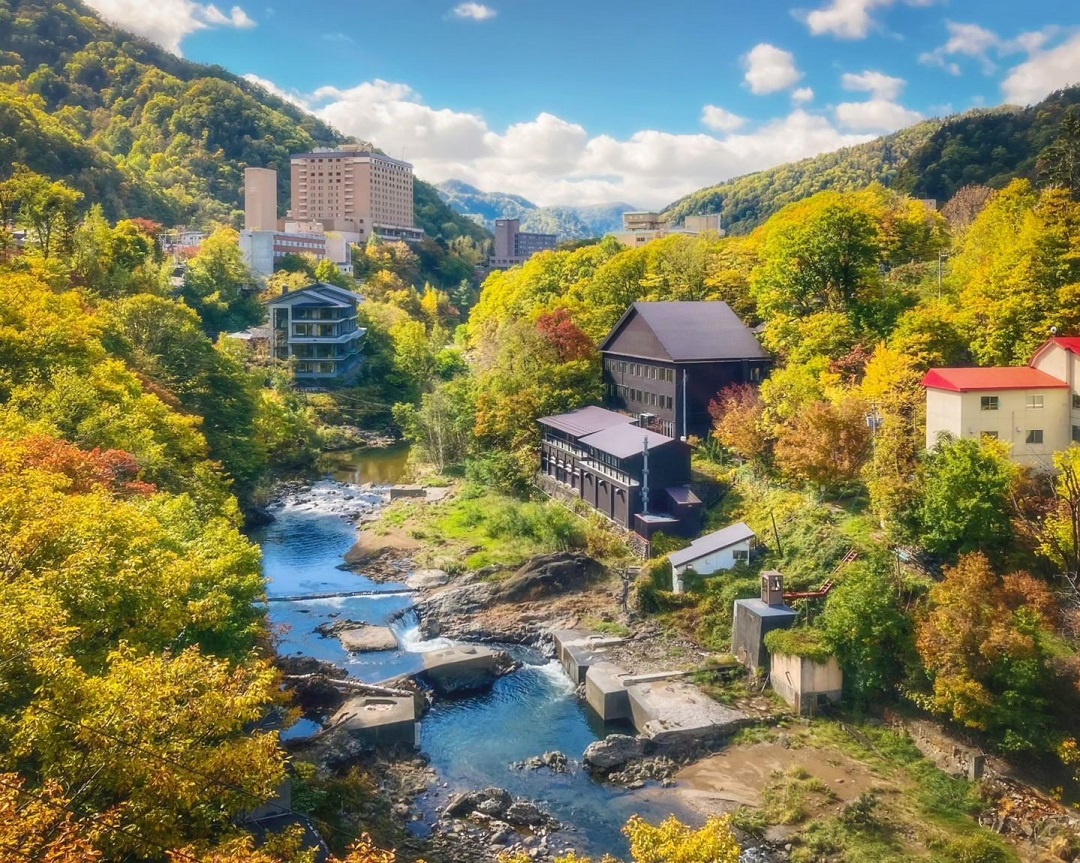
[921,367,1068,392]
[599,301,769,363]
[269,282,361,306]
[669,522,756,567]
[1048,337,1080,354]
[578,424,677,459]
[538,406,635,438]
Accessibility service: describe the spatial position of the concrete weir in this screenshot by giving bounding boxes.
[328,695,418,749]
[419,644,502,696]
[552,630,628,685]
[585,662,633,722]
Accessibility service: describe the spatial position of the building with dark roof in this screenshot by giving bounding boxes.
[668,522,756,592]
[599,301,771,438]
[922,336,1080,469]
[538,406,700,537]
[267,282,366,383]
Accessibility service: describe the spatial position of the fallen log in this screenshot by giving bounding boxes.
[283,674,412,698]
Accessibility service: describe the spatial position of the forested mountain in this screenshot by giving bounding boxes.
[0,0,487,248]
[665,85,1080,234]
[435,179,636,239]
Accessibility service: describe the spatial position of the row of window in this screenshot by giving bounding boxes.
[623,388,673,410]
[982,429,1044,444]
[981,394,1078,410]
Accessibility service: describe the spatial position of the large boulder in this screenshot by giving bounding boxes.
[406,568,450,590]
[490,552,604,603]
[582,734,652,774]
[337,625,398,652]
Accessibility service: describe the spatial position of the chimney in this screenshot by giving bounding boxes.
[761,571,784,607]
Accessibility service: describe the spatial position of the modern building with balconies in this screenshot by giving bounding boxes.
[267,282,366,383]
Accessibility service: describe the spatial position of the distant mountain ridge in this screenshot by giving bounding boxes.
[435,180,637,240]
[663,85,1080,234]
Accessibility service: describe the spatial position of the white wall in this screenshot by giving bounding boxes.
[926,386,1069,469]
[770,653,843,715]
[671,538,751,592]
[239,230,274,279]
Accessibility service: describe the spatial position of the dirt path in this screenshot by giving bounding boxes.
[676,739,885,815]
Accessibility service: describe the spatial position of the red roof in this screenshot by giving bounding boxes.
[921,367,1068,392]
[1048,337,1080,354]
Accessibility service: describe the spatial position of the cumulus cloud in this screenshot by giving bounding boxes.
[83,0,255,54]
[835,99,923,132]
[451,2,496,21]
[919,21,1064,76]
[1002,31,1080,105]
[743,44,803,95]
[791,87,815,104]
[245,74,871,208]
[802,0,933,40]
[841,70,906,100]
[700,105,747,133]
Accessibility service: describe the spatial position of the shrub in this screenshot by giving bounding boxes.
[764,627,833,664]
[943,834,1011,863]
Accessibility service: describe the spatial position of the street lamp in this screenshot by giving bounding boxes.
[865,406,883,435]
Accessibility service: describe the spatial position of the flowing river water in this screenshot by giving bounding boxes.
[255,447,698,859]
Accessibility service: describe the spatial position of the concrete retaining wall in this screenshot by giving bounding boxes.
[770,653,843,715]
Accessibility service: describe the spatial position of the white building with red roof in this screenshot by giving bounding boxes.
[921,337,1080,468]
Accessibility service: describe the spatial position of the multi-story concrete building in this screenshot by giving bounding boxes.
[289,145,421,243]
[537,406,701,537]
[244,167,278,231]
[612,211,724,248]
[239,228,328,279]
[599,301,771,438]
[922,337,1080,469]
[267,282,366,383]
[489,218,557,269]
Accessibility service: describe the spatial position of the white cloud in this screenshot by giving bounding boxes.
[841,70,906,100]
[451,2,496,21]
[743,44,802,95]
[1002,31,1080,105]
[83,0,256,54]
[247,74,871,208]
[835,99,923,132]
[803,0,932,40]
[791,87,815,104]
[242,73,308,108]
[701,105,747,133]
[920,21,1065,76]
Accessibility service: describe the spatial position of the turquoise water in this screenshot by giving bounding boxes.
[256,469,697,859]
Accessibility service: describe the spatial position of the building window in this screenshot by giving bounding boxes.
[667,396,673,410]
[1026,429,1044,445]
[750,366,762,382]
[1073,394,1080,410]
[1026,394,1044,409]
[733,549,749,564]
[1073,425,1080,443]
[981,431,998,440]
[981,396,999,411]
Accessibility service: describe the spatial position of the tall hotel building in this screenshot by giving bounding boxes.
[289,145,421,242]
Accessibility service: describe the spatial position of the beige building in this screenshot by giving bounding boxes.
[922,337,1080,469]
[244,167,278,232]
[612,210,725,248]
[290,145,418,241]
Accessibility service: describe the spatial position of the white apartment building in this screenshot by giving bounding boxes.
[922,337,1080,469]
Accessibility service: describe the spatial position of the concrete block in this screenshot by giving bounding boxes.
[551,629,590,666]
[626,680,749,745]
[552,630,628,683]
[419,645,501,696]
[585,662,632,722]
[563,642,604,685]
[329,695,417,748]
[389,485,426,500]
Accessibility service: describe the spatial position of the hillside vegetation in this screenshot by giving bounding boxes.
[0,0,487,252]
[665,85,1080,234]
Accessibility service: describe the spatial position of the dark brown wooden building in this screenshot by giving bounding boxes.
[599,301,770,438]
[538,406,701,537]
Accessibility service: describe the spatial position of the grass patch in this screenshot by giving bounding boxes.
[582,616,631,637]
[761,766,839,825]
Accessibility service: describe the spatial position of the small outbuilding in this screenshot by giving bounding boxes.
[731,571,798,670]
[668,522,755,593]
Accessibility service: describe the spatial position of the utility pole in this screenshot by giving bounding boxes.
[641,436,650,514]
[681,369,689,441]
[938,252,948,298]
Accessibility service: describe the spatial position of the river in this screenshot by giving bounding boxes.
[256,449,696,859]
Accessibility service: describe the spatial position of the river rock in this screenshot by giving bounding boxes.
[489,552,604,603]
[442,788,558,829]
[406,568,449,590]
[338,625,398,652]
[582,734,653,774]
[512,751,570,773]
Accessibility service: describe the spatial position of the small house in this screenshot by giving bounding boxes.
[668,522,755,593]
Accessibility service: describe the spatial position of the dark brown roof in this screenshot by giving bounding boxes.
[538,406,635,438]
[579,424,677,459]
[599,301,769,362]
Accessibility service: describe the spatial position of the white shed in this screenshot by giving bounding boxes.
[669,522,755,593]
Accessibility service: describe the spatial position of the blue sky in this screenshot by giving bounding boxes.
[87,0,1080,207]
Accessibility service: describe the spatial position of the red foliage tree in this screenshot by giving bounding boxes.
[535,309,595,362]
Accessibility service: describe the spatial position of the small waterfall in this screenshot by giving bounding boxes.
[389,608,453,653]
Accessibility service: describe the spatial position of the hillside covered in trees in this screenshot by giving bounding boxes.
[664,85,1080,235]
[0,0,487,251]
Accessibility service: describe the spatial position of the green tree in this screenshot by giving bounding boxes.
[0,165,82,258]
[182,228,260,335]
[912,437,1017,561]
[1040,106,1080,199]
